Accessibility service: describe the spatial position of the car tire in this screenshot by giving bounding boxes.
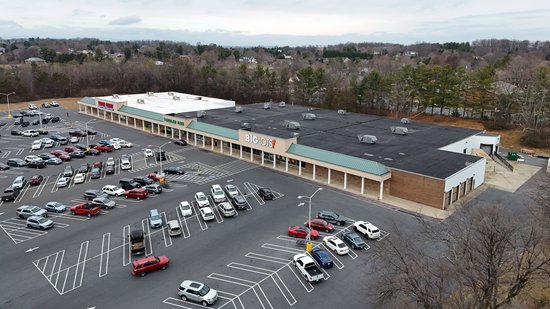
[201,301,208,307]
[71,211,75,215]
[181,295,187,301]
[161,265,167,270]
[140,272,146,277]
[87,213,91,217]
[40,226,45,230]
[19,215,24,219]
[326,229,330,233]
[137,197,140,200]
[125,195,128,199]
[292,234,296,238]
[27,224,32,228]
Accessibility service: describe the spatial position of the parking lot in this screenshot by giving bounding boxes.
[0,107,425,309]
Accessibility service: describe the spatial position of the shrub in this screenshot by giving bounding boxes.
[483,119,513,130]
[520,130,550,149]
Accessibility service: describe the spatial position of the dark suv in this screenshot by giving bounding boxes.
[133,176,153,186]
[83,189,107,201]
[119,178,141,190]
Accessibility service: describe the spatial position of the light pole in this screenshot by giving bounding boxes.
[148,141,171,173]
[298,187,323,251]
[0,92,15,118]
[38,106,43,130]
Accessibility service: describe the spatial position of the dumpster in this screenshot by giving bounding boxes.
[507,152,519,161]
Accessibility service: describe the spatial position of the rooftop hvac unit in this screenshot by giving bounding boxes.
[147,91,154,96]
[173,96,180,100]
[112,94,119,99]
[195,96,202,100]
[401,118,410,124]
[197,110,206,118]
[337,109,347,115]
[279,101,286,107]
[136,99,145,104]
[284,120,301,130]
[263,102,271,109]
[358,134,378,144]
[391,126,408,135]
[235,106,243,113]
[167,92,174,96]
[241,122,251,131]
[302,113,316,120]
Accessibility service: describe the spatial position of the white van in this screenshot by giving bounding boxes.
[120,155,132,170]
[167,220,182,237]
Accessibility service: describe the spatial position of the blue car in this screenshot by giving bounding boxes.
[310,248,334,269]
[341,231,367,250]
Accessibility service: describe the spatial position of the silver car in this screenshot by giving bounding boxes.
[27,216,54,230]
[217,202,236,217]
[148,209,163,228]
[178,280,218,306]
[92,197,116,209]
[45,202,67,213]
[17,205,48,219]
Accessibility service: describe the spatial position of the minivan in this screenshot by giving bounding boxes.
[12,176,27,189]
[148,209,163,228]
[119,178,141,190]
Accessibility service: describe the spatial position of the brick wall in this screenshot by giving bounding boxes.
[389,169,444,209]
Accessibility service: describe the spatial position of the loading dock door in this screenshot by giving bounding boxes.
[480,144,493,155]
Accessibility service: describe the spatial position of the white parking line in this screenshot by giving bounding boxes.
[99,233,110,277]
[261,243,304,255]
[72,241,88,289]
[142,219,153,256]
[191,202,208,231]
[122,225,131,266]
[243,182,264,206]
[175,207,191,238]
[161,212,172,248]
[33,176,50,198]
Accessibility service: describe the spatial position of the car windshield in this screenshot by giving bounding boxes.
[197,195,207,201]
[37,218,48,224]
[151,215,160,220]
[197,285,210,296]
[181,204,190,209]
[50,202,61,207]
[227,185,236,191]
[31,207,41,213]
[337,243,346,248]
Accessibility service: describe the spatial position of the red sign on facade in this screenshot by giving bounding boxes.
[98,101,114,111]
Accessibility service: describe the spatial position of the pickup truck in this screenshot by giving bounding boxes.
[69,202,101,217]
[130,229,146,255]
[1,187,20,202]
[293,253,324,283]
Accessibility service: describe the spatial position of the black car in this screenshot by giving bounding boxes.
[7,158,27,167]
[87,129,97,135]
[1,186,20,202]
[90,168,101,179]
[73,144,88,151]
[119,178,141,190]
[163,166,185,175]
[31,119,40,125]
[41,118,50,124]
[257,187,275,200]
[0,163,10,170]
[78,163,90,173]
[21,121,30,127]
[174,139,188,146]
[105,165,115,175]
[317,211,348,226]
[27,161,46,169]
[341,231,367,250]
[69,130,86,137]
[85,149,101,156]
[155,151,167,161]
[38,129,48,135]
[83,189,107,201]
[51,116,60,122]
[231,194,248,210]
[145,184,163,194]
[69,151,85,159]
[49,135,62,141]
[133,176,153,186]
[38,153,54,161]
[11,129,21,136]
[0,121,6,127]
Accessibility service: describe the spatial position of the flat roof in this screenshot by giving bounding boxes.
[191,103,484,179]
[95,92,235,115]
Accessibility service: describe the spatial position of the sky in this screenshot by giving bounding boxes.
[1,0,550,46]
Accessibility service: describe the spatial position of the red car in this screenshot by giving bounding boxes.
[304,219,334,233]
[92,161,103,169]
[30,175,44,186]
[146,172,162,181]
[51,150,68,157]
[124,188,148,200]
[64,146,78,153]
[288,225,319,240]
[94,144,113,152]
[131,255,170,277]
[59,154,71,161]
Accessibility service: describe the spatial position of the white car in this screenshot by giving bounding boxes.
[110,138,124,143]
[106,157,115,167]
[144,148,153,158]
[102,185,125,196]
[323,236,349,255]
[111,142,121,150]
[179,201,193,217]
[39,138,53,143]
[44,140,54,148]
[210,184,226,202]
[70,136,79,143]
[217,202,236,217]
[73,173,86,184]
[24,155,42,163]
[118,141,133,148]
[195,192,210,207]
[200,207,215,221]
[45,113,52,119]
[28,104,38,110]
[23,130,39,137]
[56,177,69,188]
[224,184,239,198]
[353,221,381,239]
[31,140,42,150]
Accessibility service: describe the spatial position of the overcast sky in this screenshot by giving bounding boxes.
[1,0,549,46]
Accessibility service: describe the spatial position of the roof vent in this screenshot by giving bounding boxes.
[195,96,202,100]
[391,126,408,135]
[279,101,286,107]
[147,91,154,96]
[384,157,394,161]
[136,99,145,104]
[401,118,410,124]
[264,102,271,109]
[241,122,251,131]
[358,134,378,144]
[337,109,347,115]
[235,106,243,113]
[167,92,174,96]
[197,110,206,118]
[173,96,180,100]
[112,94,119,99]
[302,113,316,120]
[284,120,301,130]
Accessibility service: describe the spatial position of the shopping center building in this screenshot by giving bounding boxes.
[78,91,500,209]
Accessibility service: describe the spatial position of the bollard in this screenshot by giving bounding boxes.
[306,242,313,253]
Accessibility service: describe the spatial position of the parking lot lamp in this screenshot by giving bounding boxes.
[149,141,171,173]
[0,92,15,118]
[298,187,323,252]
[38,106,43,129]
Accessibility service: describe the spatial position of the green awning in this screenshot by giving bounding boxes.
[187,121,239,140]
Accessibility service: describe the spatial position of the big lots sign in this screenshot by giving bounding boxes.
[244,133,276,149]
[97,101,114,111]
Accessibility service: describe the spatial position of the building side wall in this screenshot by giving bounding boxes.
[444,158,486,191]
[440,134,500,155]
[389,169,445,208]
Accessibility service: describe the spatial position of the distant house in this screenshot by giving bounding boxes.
[239,56,257,64]
[155,60,164,66]
[24,57,47,64]
[0,47,5,55]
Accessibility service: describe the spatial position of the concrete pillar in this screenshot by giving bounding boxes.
[361,178,365,194]
[285,157,289,171]
[126,117,129,126]
[344,172,347,189]
[240,145,242,158]
[273,155,276,168]
[110,112,113,121]
[299,161,302,176]
[178,130,181,140]
[171,128,174,139]
[230,143,233,156]
[328,169,331,185]
[194,134,197,145]
[250,148,253,161]
[186,131,189,142]
[157,124,160,135]
[202,137,205,148]
[133,119,137,128]
[261,151,264,165]
[379,181,384,200]
[142,121,144,131]
[220,141,223,153]
[211,138,214,150]
[313,165,316,180]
